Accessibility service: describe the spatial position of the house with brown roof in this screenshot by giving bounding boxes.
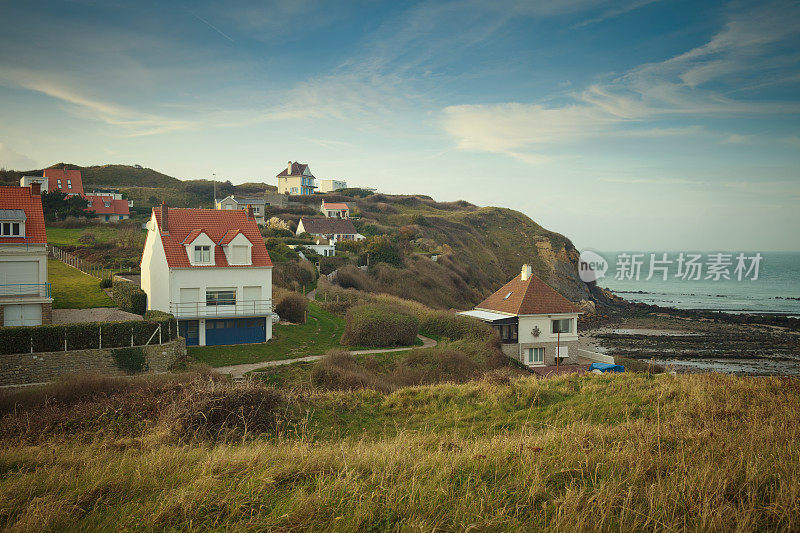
[458,264,581,367]
[276,161,317,195]
[140,203,273,346]
[296,217,364,244]
[0,183,53,326]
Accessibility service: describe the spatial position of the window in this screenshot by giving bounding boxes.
[231,245,249,264]
[495,323,518,344]
[1,222,21,236]
[57,179,62,188]
[552,318,572,334]
[67,180,72,189]
[527,348,545,365]
[104,201,111,208]
[206,289,236,306]
[194,245,211,263]
[291,187,298,194]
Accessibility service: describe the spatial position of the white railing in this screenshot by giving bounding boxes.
[170,299,272,319]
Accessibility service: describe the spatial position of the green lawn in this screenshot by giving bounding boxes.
[45,226,124,247]
[48,259,115,309]
[189,302,346,367]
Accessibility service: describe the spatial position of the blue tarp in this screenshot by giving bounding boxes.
[589,363,625,373]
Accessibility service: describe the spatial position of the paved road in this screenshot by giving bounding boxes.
[214,335,437,379]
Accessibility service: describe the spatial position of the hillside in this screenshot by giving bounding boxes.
[0,371,797,531]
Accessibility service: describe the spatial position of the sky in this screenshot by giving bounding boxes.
[1,0,799,251]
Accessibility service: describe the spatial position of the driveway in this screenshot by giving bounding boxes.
[52,308,143,324]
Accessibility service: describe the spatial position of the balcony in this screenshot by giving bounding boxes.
[170,299,272,319]
[0,283,51,299]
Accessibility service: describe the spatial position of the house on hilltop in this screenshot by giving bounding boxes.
[320,200,349,219]
[215,195,267,225]
[318,179,347,193]
[44,168,84,195]
[459,264,581,368]
[140,204,273,346]
[0,183,53,326]
[277,161,317,195]
[296,217,364,244]
[33,169,131,222]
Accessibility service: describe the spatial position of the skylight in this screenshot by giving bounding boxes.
[503,291,513,300]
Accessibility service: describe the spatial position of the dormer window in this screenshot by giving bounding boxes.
[1,222,22,236]
[104,201,111,208]
[194,245,211,263]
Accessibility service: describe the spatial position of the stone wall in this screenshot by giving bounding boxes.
[0,337,185,386]
[501,340,580,367]
[42,302,52,325]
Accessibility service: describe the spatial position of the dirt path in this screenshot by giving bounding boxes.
[215,335,437,379]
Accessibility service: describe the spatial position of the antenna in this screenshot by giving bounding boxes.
[213,173,217,205]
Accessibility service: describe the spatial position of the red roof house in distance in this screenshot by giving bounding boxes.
[86,196,131,222]
[140,203,274,347]
[459,264,582,368]
[320,200,350,219]
[0,184,53,326]
[44,168,84,195]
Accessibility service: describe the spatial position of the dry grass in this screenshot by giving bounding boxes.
[0,373,798,531]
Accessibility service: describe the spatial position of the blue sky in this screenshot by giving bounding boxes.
[1,0,798,251]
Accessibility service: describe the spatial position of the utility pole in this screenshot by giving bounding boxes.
[212,173,217,205]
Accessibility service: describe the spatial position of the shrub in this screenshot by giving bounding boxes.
[112,277,147,315]
[111,347,149,373]
[310,350,393,392]
[78,231,96,244]
[275,291,308,323]
[272,259,315,291]
[364,235,403,267]
[341,304,419,347]
[99,277,112,289]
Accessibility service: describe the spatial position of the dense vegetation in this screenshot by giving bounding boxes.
[0,371,797,531]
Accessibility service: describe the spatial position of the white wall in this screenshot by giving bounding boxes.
[170,266,273,315]
[140,214,170,312]
[517,313,579,344]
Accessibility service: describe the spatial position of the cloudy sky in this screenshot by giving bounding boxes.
[1,0,798,251]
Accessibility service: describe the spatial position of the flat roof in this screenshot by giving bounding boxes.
[457,309,514,322]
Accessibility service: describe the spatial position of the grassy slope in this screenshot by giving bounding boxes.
[45,227,122,247]
[48,259,114,309]
[1,373,798,531]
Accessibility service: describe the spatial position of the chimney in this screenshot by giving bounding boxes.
[247,204,255,220]
[287,161,292,174]
[521,264,532,281]
[160,201,168,233]
[30,182,41,196]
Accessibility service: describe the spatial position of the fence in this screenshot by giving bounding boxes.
[47,245,116,279]
[0,317,179,355]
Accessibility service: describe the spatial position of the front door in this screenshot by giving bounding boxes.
[179,320,200,346]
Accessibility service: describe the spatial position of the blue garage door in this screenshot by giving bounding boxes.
[205,318,266,346]
[179,320,199,346]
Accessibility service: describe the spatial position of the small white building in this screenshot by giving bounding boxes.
[320,200,349,218]
[296,218,364,244]
[215,195,267,225]
[318,179,347,193]
[19,176,49,193]
[459,264,581,368]
[276,161,317,195]
[140,204,274,346]
[0,184,53,326]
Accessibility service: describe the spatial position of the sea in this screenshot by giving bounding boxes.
[594,251,800,316]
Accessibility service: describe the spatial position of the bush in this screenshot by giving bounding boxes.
[341,304,419,347]
[310,350,393,393]
[112,277,147,315]
[111,347,149,373]
[99,277,112,289]
[272,260,315,292]
[275,291,308,323]
[78,231,96,244]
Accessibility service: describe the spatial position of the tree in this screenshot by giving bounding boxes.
[364,235,403,267]
[40,190,96,220]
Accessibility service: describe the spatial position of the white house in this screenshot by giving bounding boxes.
[215,195,267,225]
[140,203,274,346]
[19,176,49,193]
[290,236,336,257]
[296,218,365,244]
[458,264,581,368]
[0,184,53,326]
[276,161,317,195]
[318,179,347,193]
[320,200,349,218]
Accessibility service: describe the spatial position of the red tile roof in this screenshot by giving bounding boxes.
[277,161,312,177]
[44,168,84,195]
[476,272,580,315]
[86,196,130,216]
[153,208,271,269]
[322,202,349,210]
[219,229,241,245]
[0,186,47,244]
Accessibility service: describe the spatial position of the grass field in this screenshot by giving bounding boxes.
[189,302,345,367]
[0,372,798,531]
[45,226,124,246]
[48,259,114,309]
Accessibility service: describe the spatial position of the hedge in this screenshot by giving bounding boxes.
[0,315,178,355]
[112,277,147,315]
[341,304,419,347]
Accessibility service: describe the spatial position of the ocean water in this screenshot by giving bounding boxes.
[594,251,800,316]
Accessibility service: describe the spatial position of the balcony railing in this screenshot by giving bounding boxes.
[0,283,51,298]
[170,299,272,319]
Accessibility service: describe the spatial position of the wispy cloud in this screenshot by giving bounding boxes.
[0,142,37,169]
